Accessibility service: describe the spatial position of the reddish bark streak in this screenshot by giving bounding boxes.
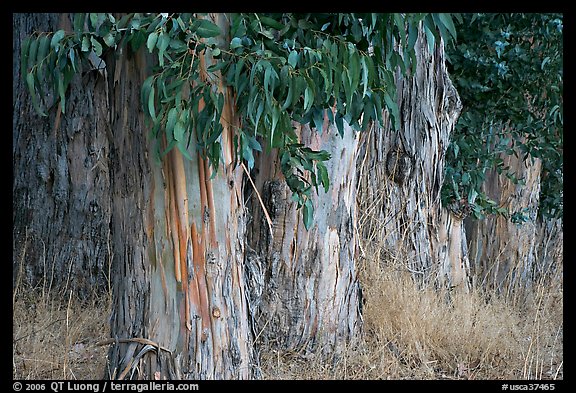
[203,162,217,249]
[165,150,181,282]
[188,225,201,315]
[191,223,211,340]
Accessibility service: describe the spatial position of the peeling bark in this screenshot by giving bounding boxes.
[357,28,466,290]
[14,14,481,381]
[466,148,544,293]
[247,122,362,357]
[107,14,252,379]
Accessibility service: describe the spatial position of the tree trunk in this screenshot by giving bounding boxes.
[14,14,467,380]
[105,14,253,379]
[465,146,544,294]
[357,29,466,291]
[13,13,112,298]
[247,122,361,358]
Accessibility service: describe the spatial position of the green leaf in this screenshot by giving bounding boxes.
[292,75,306,108]
[90,37,102,56]
[89,13,100,30]
[361,98,376,130]
[103,32,116,47]
[234,57,245,89]
[288,50,299,68]
[157,31,170,67]
[372,90,384,126]
[176,17,186,32]
[246,135,262,152]
[81,36,90,52]
[393,13,406,45]
[20,37,31,76]
[303,85,313,113]
[176,139,193,160]
[192,19,222,38]
[384,91,400,130]
[541,56,550,70]
[130,30,146,51]
[424,25,435,53]
[259,15,284,30]
[166,107,178,138]
[281,77,294,110]
[407,21,419,52]
[312,109,324,134]
[348,50,360,93]
[28,37,39,67]
[259,29,275,40]
[50,30,65,49]
[270,105,280,145]
[431,13,451,46]
[263,62,277,102]
[73,13,86,36]
[208,141,222,176]
[317,162,329,193]
[335,112,345,137]
[230,37,243,49]
[157,31,170,51]
[148,85,156,121]
[147,31,158,53]
[253,100,265,134]
[37,35,50,65]
[303,198,314,230]
[241,137,255,169]
[174,120,185,141]
[423,15,438,53]
[26,72,46,117]
[69,48,78,73]
[438,13,457,41]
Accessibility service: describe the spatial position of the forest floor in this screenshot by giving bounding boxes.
[13,246,563,381]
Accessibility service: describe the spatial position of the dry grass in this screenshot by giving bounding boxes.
[12,226,562,380]
[12,248,563,380]
[258,246,563,380]
[12,285,111,380]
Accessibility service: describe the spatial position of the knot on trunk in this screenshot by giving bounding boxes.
[385,146,413,185]
[447,198,472,220]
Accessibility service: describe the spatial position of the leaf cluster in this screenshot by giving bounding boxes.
[444,13,563,221]
[22,12,457,229]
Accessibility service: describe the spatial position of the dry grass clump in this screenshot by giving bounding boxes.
[12,246,562,380]
[258,245,563,380]
[12,285,111,380]
[12,247,562,381]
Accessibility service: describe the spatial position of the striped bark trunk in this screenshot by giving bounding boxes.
[13,13,113,298]
[247,122,362,357]
[357,28,467,291]
[466,147,543,293]
[106,14,253,379]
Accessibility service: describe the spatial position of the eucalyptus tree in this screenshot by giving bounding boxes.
[443,13,563,291]
[14,12,459,379]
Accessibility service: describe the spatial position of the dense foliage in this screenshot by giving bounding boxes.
[443,13,563,222]
[21,13,456,229]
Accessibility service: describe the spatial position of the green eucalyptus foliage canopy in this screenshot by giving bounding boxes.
[21,12,456,229]
[443,13,563,222]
